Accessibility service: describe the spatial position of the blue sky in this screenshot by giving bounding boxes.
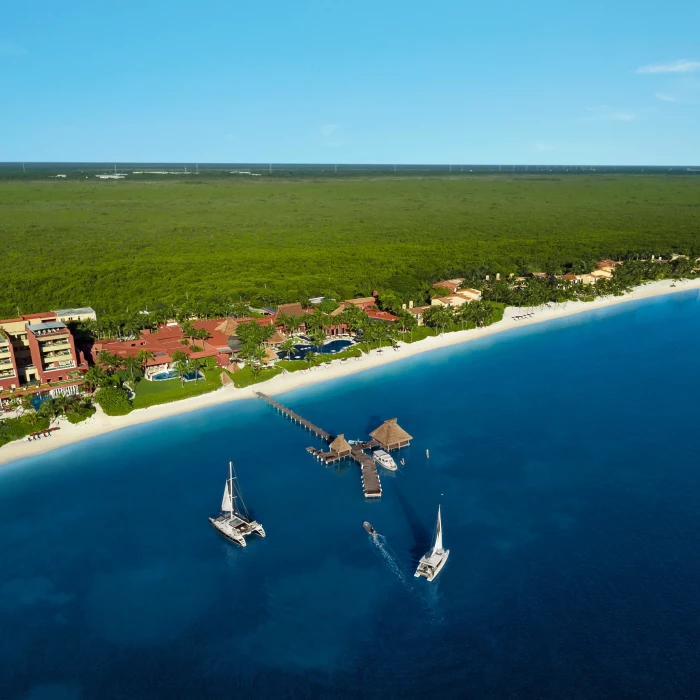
[1,0,699,164]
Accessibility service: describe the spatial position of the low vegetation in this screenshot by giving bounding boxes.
[2,174,700,319]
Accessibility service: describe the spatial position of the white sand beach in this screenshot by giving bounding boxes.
[2,277,699,466]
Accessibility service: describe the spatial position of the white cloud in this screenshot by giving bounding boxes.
[581,106,636,122]
[636,59,700,74]
[0,41,27,56]
[654,92,678,102]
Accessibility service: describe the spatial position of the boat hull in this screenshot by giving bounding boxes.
[414,549,450,581]
[363,521,376,535]
[209,516,266,547]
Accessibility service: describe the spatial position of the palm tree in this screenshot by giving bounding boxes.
[136,350,155,373]
[83,365,109,392]
[309,328,327,350]
[97,351,123,374]
[424,305,453,334]
[305,351,317,368]
[173,357,192,387]
[196,328,212,346]
[280,337,296,359]
[122,355,141,381]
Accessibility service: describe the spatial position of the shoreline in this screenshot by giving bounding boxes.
[2,277,699,466]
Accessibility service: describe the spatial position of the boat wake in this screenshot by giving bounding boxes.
[370,533,409,588]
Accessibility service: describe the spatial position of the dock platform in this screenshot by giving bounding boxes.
[258,392,382,498]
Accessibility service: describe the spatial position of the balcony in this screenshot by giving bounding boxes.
[0,358,13,368]
[41,339,70,348]
[42,350,72,360]
[43,361,75,372]
[0,369,15,379]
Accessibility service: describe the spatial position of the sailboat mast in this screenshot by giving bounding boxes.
[229,460,234,514]
[434,505,443,553]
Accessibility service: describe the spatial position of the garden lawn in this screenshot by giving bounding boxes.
[132,369,224,409]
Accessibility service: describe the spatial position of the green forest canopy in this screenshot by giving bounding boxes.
[1,174,699,317]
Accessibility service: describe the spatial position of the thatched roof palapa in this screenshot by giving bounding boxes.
[263,348,279,364]
[215,318,239,336]
[277,302,305,318]
[268,330,287,345]
[329,433,352,457]
[369,418,412,450]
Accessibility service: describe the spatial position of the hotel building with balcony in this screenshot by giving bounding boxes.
[0,308,93,401]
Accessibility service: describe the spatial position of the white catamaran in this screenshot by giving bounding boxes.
[414,505,449,581]
[209,461,265,547]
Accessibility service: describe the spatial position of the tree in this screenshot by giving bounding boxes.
[97,351,123,374]
[305,351,317,368]
[136,349,155,372]
[94,386,132,416]
[423,305,454,333]
[309,328,327,350]
[181,320,196,342]
[280,337,296,358]
[196,328,212,345]
[83,365,109,392]
[122,355,141,381]
[190,358,202,384]
[397,309,417,335]
[377,290,404,315]
[171,350,188,364]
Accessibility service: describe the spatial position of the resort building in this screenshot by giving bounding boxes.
[432,279,464,294]
[589,269,613,282]
[344,296,378,311]
[596,259,621,272]
[52,307,97,323]
[0,311,87,398]
[431,287,481,308]
[366,309,398,322]
[406,304,430,326]
[92,318,246,378]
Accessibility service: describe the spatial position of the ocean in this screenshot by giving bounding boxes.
[2,291,700,699]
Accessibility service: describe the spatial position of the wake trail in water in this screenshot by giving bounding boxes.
[370,533,410,588]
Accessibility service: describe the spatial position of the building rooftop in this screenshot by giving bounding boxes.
[52,307,96,316]
[27,321,68,333]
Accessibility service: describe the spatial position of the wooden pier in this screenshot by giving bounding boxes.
[256,392,382,499]
[255,392,331,440]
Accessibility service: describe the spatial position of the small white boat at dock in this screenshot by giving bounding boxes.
[373,449,397,471]
[209,461,265,547]
[415,505,449,581]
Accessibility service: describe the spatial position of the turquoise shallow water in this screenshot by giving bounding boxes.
[3,292,700,699]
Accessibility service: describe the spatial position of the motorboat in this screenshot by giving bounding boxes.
[363,521,376,535]
[373,449,397,471]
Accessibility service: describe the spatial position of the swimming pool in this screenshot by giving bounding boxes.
[150,370,203,381]
[280,339,353,359]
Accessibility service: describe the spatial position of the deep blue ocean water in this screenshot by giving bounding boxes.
[3,292,700,700]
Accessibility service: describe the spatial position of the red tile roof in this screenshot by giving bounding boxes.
[367,309,398,322]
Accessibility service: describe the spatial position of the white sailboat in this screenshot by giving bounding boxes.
[209,461,265,546]
[414,505,449,581]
